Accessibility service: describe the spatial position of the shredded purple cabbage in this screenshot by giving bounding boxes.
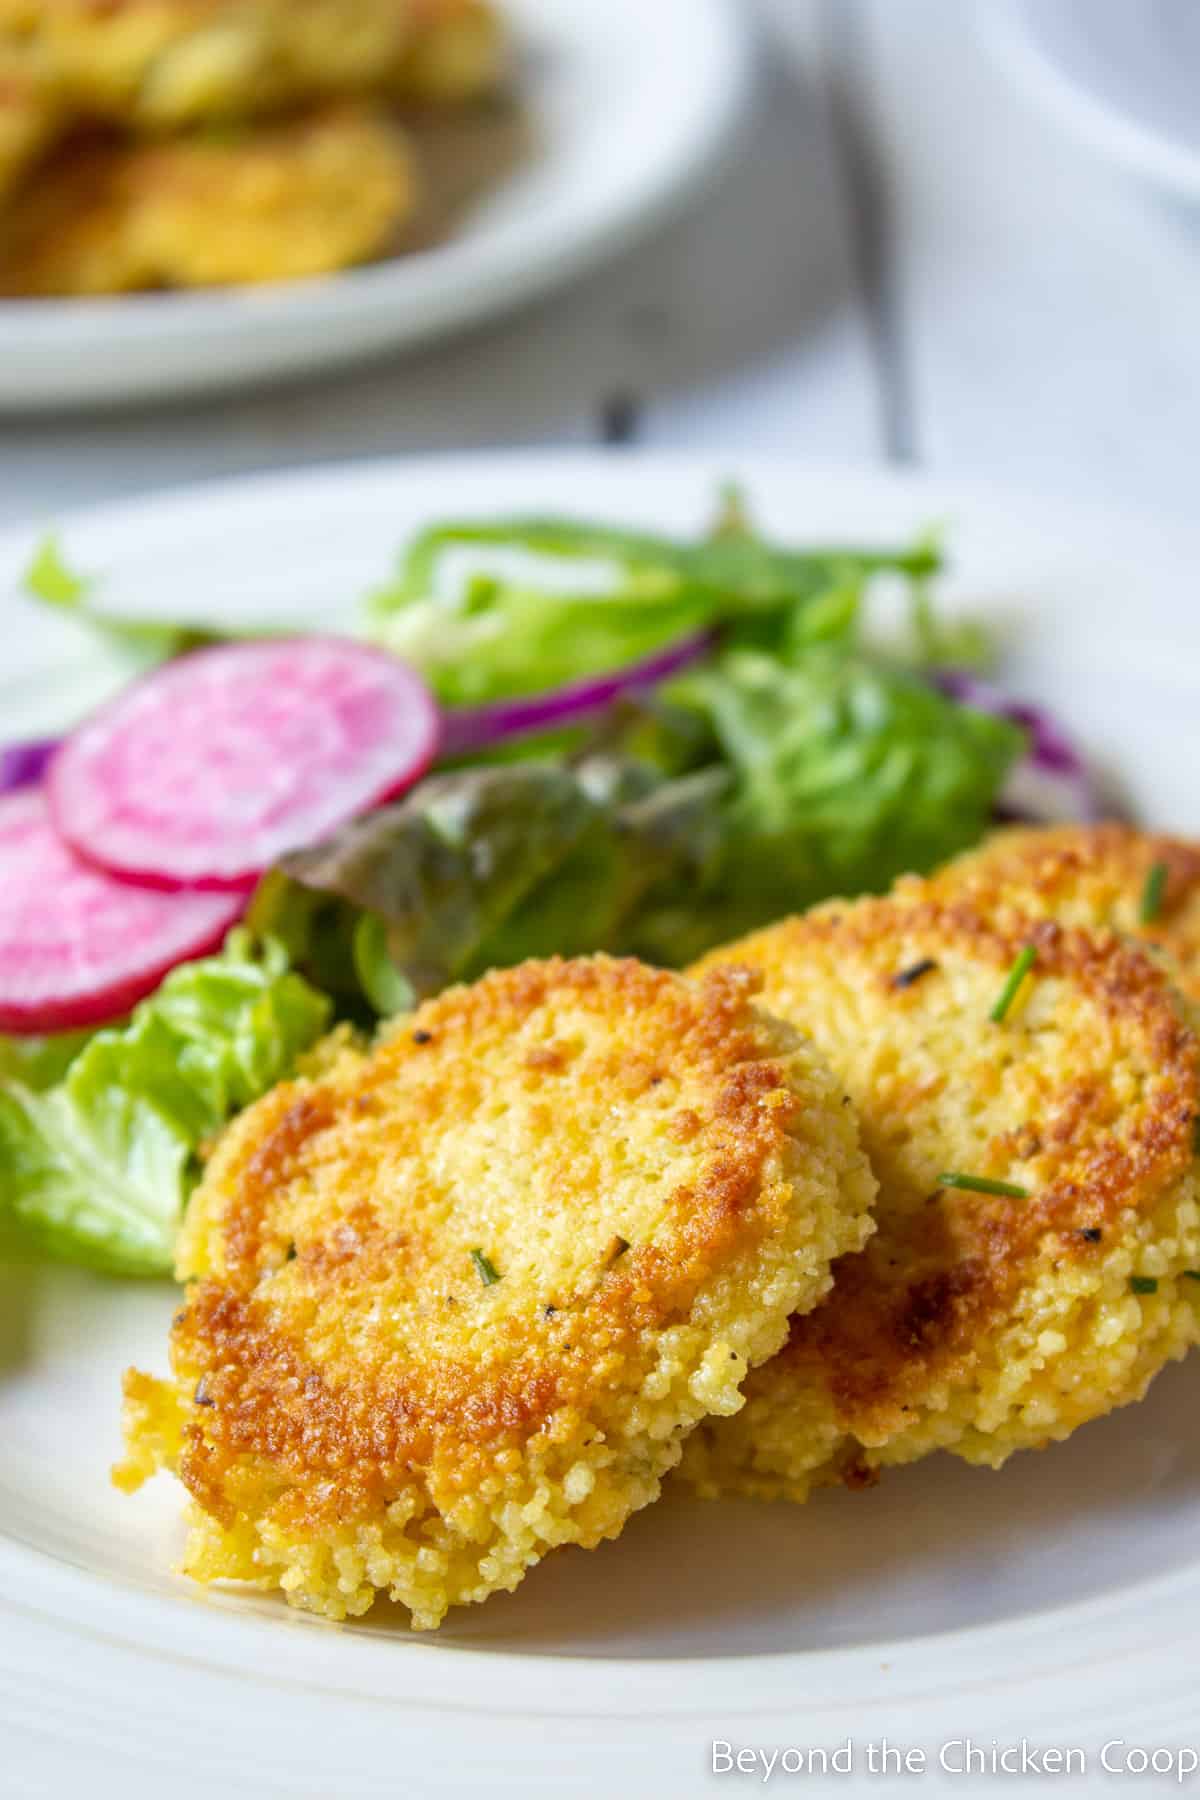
[441,630,717,758]
[935,671,1100,823]
[0,738,57,796]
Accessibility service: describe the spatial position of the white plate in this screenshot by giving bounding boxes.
[3,454,1200,1798]
[0,0,748,414]
[984,0,1200,200]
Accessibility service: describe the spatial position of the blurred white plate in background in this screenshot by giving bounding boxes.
[0,0,748,413]
[3,454,1200,1796]
[984,0,1200,198]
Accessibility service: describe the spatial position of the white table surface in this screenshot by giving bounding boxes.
[0,0,1197,525]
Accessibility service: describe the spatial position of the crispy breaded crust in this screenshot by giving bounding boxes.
[0,43,62,199]
[0,103,415,293]
[682,892,1200,1500]
[927,824,1200,1004]
[118,956,876,1627]
[3,0,416,126]
[390,0,506,103]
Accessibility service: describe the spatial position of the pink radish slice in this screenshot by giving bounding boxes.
[48,638,441,892]
[0,789,245,1034]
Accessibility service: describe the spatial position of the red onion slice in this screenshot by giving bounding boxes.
[441,631,717,758]
[936,670,1101,823]
[0,738,58,795]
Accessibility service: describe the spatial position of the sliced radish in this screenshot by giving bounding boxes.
[0,790,245,1034]
[47,638,441,892]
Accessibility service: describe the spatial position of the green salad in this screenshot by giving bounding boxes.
[0,492,1029,1277]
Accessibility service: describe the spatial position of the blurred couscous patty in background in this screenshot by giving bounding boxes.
[1,0,415,127]
[0,0,508,293]
[0,103,417,293]
[0,41,61,200]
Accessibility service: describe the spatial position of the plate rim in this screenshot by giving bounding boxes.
[981,0,1200,198]
[6,442,1200,581]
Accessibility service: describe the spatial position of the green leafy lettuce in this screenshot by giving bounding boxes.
[0,933,331,1276]
[0,1030,98,1092]
[258,501,1020,999]
[662,651,1025,950]
[253,652,1020,1008]
[252,760,729,1006]
[15,536,236,740]
[366,513,941,705]
[252,764,599,1005]
[24,535,230,664]
[3,498,1019,1285]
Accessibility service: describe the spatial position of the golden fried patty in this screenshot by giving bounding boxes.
[928,824,1200,1005]
[681,892,1200,1500]
[1,0,417,127]
[391,0,507,103]
[0,103,415,293]
[116,956,876,1628]
[0,44,62,200]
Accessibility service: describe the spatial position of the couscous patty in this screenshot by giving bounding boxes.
[681,889,1200,1500]
[117,956,876,1628]
[390,0,507,103]
[0,103,415,293]
[928,824,1200,1004]
[0,0,416,127]
[0,43,61,199]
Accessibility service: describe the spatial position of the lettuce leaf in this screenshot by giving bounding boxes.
[367,513,940,706]
[11,536,236,742]
[369,580,709,706]
[0,933,331,1277]
[256,763,600,1003]
[472,759,730,971]
[23,534,223,665]
[0,1030,99,1092]
[24,537,93,608]
[257,760,729,1008]
[254,649,1023,1005]
[665,651,1026,945]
